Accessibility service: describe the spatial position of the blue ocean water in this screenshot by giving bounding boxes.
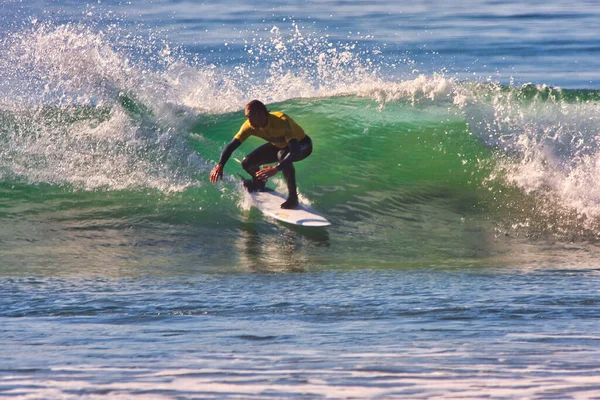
[2,1,600,398]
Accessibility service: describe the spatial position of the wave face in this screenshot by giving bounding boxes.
[4,6,600,400]
[2,22,600,273]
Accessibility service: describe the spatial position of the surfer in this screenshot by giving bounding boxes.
[209,100,313,209]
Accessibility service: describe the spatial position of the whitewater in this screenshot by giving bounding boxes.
[2,1,600,398]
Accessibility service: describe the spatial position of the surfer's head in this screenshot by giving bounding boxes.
[245,100,269,128]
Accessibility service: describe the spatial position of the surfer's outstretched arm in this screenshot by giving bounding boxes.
[210,139,241,183]
[218,139,241,166]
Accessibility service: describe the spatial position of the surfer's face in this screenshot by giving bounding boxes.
[245,106,268,128]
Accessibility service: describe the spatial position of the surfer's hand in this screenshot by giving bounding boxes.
[210,164,223,183]
[256,165,278,182]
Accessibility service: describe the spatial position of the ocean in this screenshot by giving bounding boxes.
[2,1,600,398]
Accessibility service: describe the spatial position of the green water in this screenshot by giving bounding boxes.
[3,6,600,398]
[4,87,600,275]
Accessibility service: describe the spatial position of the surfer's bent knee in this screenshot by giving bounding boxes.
[295,135,313,162]
[241,156,251,170]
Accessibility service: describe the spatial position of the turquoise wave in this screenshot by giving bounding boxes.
[2,87,599,198]
[3,85,600,274]
[2,25,600,252]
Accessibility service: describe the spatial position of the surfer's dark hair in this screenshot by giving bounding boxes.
[246,99,270,114]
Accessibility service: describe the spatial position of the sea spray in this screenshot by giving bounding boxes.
[0,21,393,192]
[0,23,208,191]
[355,76,600,236]
[3,21,600,240]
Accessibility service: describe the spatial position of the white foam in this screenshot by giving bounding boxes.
[464,85,600,225]
[0,22,392,193]
[4,21,600,224]
[356,74,600,227]
[1,24,209,192]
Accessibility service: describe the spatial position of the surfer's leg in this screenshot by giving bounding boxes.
[277,136,312,208]
[242,143,279,176]
[295,135,313,162]
[280,164,299,209]
[241,143,279,191]
[276,149,299,209]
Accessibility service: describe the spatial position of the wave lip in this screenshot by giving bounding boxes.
[3,22,600,241]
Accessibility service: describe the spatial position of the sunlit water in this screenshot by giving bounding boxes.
[2,1,600,398]
[4,269,600,398]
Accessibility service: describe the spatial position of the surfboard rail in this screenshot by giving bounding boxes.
[247,188,330,227]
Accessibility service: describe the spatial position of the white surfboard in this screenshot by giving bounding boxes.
[248,189,331,227]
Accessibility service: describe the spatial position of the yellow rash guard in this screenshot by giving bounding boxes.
[233,112,306,149]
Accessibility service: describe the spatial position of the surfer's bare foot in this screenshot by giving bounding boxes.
[281,197,299,209]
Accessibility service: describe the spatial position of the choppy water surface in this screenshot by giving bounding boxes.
[3,269,600,398]
[2,0,600,398]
